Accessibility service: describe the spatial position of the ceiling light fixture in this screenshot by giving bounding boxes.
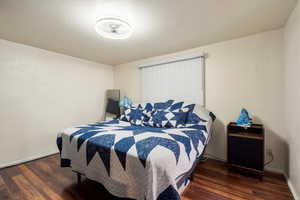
[95,18,132,40]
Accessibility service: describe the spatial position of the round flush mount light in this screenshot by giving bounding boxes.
[95,18,132,40]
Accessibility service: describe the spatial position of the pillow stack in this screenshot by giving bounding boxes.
[147,109,187,128]
[120,100,214,128]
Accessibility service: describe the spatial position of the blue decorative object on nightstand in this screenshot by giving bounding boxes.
[119,96,133,109]
[236,108,252,127]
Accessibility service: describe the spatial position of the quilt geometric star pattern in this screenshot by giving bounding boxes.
[57,118,210,200]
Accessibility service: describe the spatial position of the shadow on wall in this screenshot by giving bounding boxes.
[206,118,226,161]
[252,116,290,175]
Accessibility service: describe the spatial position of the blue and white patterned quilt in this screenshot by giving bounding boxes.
[57,118,211,200]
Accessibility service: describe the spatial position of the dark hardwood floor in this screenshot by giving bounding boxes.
[0,154,294,200]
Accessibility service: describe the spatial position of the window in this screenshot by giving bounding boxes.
[140,56,205,106]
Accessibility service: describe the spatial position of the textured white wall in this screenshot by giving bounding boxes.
[114,29,286,172]
[0,39,114,168]
[284,1,300,199]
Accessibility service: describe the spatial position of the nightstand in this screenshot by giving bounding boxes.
[227,122,265,179]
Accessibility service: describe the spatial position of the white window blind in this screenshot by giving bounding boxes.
[140,56,205,106]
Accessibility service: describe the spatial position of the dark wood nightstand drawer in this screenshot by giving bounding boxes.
[228,136,264,171]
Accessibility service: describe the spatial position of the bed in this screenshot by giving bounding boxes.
[57,101,215,200]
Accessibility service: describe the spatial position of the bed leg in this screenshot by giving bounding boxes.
[77,172,82,184]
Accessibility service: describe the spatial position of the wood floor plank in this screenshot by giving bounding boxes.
[25,162,76,200]
[195,167,293,198]
[185,184,229,200]
[195,173,254,194]
[0,154,294,200]
[190,181,248,200]
[19,164,64,200]
[0,175,4,185]
[0,175,11,200]
[192,177,261,200]
[0,168,23,200]
[0,186,11,200]
[12,174,46,200]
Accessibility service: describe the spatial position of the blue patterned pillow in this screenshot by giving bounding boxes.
[185,112,206,125]
[168,101,195,113]
[137,102,154,118]
[184,107,215,127]
[136,100,175,113]
[128,108,145,125]
[168,101,196,126]
[153,100,174,110]
[120,107,149,126]
[137,100,174,126]
[119,111,129,122]
[169,101,184,111]
[148,110,188,128]
[182,104,196,112]
[119,108,131,122]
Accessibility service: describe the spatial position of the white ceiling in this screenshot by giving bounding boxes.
[0,0,296,65]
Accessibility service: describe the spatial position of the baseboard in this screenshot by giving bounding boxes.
[204,154,226,162]
[264,166,285,175]
[265,167,298,200]
[0,150,59,169]
[284,173,299,200]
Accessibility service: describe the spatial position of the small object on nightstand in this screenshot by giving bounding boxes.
[236,108,252,127]
[119,96,132,109]
[227,122,265,180]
